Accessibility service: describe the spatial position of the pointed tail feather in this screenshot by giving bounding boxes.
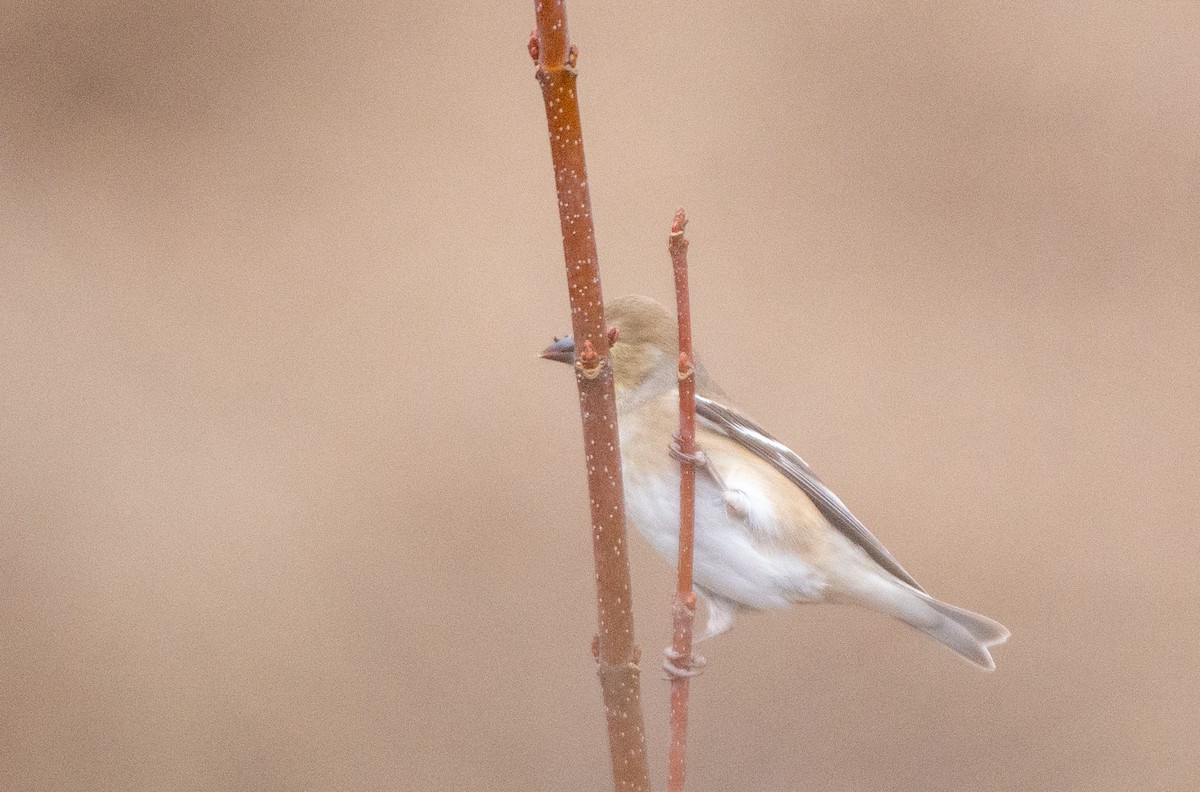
[911,590,1009,670]
[853,576,1010,670]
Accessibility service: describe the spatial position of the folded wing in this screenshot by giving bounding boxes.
[694,394,926,593]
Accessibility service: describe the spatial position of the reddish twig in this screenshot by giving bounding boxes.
[529,6,651,792]
[667,208,697,792]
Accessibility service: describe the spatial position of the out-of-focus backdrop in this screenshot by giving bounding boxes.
[2,3,1197,790]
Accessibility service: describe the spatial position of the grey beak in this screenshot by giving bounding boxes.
[540,334,575,364]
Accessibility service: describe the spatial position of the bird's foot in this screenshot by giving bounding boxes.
[668,437,708,467]
[670,436,731,490]
[662,646,706,680]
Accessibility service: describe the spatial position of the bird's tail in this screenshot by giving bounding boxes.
[849,574,1010,670]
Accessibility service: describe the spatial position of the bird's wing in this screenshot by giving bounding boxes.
[694,394,926,593]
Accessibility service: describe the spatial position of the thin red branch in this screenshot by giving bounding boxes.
[529,7,651,792]
[667,208,697,792]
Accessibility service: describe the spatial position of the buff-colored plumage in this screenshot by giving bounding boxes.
[545,294,1009,670]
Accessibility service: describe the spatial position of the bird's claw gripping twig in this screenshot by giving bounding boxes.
[670,436,729,491]
[662,646,706,680]
[668,438,707,466]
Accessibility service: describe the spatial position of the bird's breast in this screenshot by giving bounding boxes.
[618,406,826,609]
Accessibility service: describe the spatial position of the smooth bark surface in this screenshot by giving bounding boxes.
[666,209,697,792]
[530,4,651,791]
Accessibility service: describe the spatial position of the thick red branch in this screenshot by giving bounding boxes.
[530,7,651,792]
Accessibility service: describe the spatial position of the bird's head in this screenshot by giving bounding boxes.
[540,294,678,396]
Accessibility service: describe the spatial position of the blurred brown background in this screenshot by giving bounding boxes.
[2,2,1197,790]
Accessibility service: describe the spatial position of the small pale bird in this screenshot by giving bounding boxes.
[542,294,1009,670]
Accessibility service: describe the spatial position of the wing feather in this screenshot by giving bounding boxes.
[694,394,926,593]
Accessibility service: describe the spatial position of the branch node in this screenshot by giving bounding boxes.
[676,352,694,381]
[575,339,603,379]
[598,659,643,683]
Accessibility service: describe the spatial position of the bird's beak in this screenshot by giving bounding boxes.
[540,334,575,364]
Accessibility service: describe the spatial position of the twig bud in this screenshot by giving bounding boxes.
[576,339,602,379]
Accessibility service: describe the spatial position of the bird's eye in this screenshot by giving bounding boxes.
[552,336,561,342]
[607,326,620,345]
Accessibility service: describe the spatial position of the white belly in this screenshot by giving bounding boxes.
[622,455,825,610]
